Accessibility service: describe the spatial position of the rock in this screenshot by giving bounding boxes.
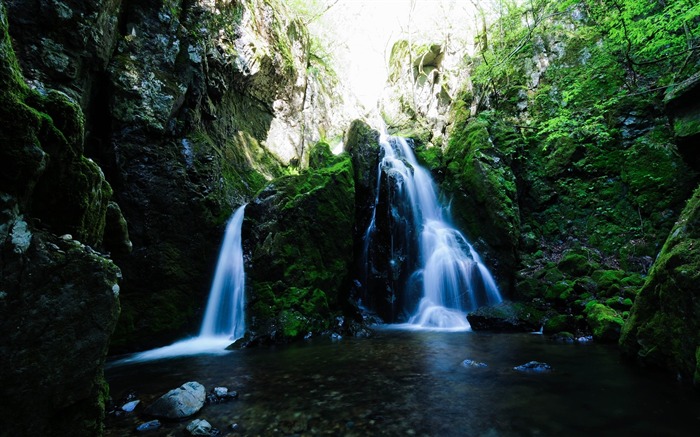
[584,302,623,342]
[144,382,206,419]
[664,72,700,170]
[462,359,488,368]
[514,361,552,373]
[467,301,544,332]
[121,400,140,412]
[620,186,700,384]
[207,387,238,404]
[136,420,162,433]
[187,419,213,436]
[549,332,575,344]
[245,148,356,342]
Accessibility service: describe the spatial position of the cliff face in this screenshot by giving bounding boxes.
[3,0,349,353]
[0,2,120,435]
[1,0,353,432]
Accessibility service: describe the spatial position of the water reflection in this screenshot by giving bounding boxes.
[106,329,700,436]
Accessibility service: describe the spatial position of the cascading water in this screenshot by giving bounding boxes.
[363,135,502,330]
[200,204,247,339]
[112,205,247,364]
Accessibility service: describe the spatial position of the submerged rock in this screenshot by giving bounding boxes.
[144,382,206,419]
[514,361,553,373]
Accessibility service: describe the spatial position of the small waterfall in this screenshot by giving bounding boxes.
[111,205,247,364]
[200,204,247,339]
[364,135,502,330]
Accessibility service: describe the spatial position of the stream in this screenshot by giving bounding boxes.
[105,328,700,436]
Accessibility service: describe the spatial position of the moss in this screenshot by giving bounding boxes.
[247,153,355,341]
[557,252,597,277]
[442,112,521,288]
[544,314,576,334]
[620,185,700,383]
[585,301,624,342]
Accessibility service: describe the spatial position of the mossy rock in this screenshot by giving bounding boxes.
[558,252,597,277]
[543,314,576,334]
[246,154,355,342]
[467,301,545,332]
[584,302,623,343]
[620,185,700,384]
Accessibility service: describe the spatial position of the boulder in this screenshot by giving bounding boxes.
[467,301,544,332]
[620,185,700,384]
[144,382,206,420]
[245,145,356,342]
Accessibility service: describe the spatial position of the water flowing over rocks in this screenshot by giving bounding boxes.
[144,381,206,420]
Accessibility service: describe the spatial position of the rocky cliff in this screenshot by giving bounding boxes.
[1,0,355,433]
[0,2,120,434]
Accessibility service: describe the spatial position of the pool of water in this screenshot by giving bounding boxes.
[105,328,700,436]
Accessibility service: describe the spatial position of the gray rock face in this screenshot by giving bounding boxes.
[144,382,206,419]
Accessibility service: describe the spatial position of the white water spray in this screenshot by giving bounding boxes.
[366,135,502,330]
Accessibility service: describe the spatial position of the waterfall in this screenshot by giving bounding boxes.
[111,205,247,364]
[364,135,502,330]
[200,204,247,339]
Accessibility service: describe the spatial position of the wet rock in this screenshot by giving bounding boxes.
[187,419,214,436]
[136,420,161,433]
[514,361,553,373]
[144,381,206,419]
[467,301,544,332]
[121,400,140,412]
[206,387,238,404]
[462,359,488,368]
[549,332,575,344]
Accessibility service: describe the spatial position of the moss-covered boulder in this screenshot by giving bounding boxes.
[467,301,545,332]
[620,185,700,383]
[584,302,624,342]
[244,146,356,342]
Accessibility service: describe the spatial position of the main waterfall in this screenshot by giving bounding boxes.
[112,205,247,363]
[364,135,502,329]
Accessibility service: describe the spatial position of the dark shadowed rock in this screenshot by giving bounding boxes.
[467,301,544,332]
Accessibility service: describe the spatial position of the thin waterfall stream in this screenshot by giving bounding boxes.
[364,135,502,329]
[111,205,247,364]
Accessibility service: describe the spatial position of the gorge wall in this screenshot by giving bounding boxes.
[0,0,354,434]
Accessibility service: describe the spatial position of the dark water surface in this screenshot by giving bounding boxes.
[105,329,700,436]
